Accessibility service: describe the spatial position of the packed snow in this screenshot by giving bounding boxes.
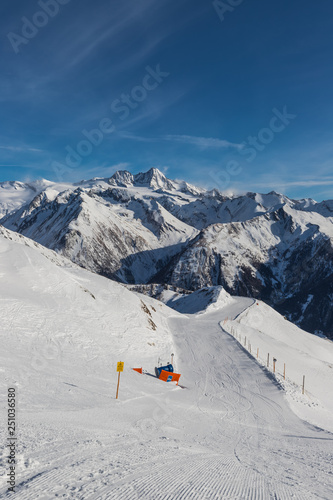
[1,228,332,499]
[223,300,333,433]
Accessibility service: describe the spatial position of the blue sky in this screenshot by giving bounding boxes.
[1,0,333,200]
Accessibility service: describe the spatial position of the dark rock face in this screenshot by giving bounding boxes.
[153,207,333,339]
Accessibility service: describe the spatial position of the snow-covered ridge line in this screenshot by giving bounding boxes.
[0,224,78,270]
[0,167,325,219]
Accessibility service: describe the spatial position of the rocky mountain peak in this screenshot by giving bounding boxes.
[109,170,134,187]
[133,168,175,191]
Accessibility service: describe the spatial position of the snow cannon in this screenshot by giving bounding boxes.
[155,363,174,378]
[155,364,181,385]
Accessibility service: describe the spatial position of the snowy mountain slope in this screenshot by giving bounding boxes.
[303,198,333,217]
[1,167,333,338]
[136,282,333,431]
[223,299,333,432]
[159,204,333,338]
[127,284,235,315]
[1,186,198,283]
[0,227,176,407]
[0,224,77,269]
[1,232,332,499]
[163,285,235,315]
[0,179,76,218]
[161,190,293,230]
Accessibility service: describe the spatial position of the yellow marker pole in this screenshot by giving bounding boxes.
[116,372,121,399]
[116,362,124,399]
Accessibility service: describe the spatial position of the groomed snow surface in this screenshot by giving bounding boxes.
[0,229,333,499]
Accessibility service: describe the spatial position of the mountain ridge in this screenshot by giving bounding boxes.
[1,168,332,338]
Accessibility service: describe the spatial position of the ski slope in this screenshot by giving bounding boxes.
[223,300,333,433]
[0,229,333,499]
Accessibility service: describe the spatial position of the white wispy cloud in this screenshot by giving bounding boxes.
[163,135,243,150]
[279,180,333,187]
[57,0,170,73]
[0,145,43,152]
[254,177,333,189]
[116,132,157,143]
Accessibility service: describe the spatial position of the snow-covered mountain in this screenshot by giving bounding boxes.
[1,167,333,338]
[159,205,333,337]
[0,170,198,283]
[0,179,52,217]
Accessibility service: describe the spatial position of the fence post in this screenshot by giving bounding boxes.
[267,353,269,368]
[244,336,247,347]
[302,375,305,395]
[283,363,286,380]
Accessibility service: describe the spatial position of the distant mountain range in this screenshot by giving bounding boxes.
[1,167,332,339]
